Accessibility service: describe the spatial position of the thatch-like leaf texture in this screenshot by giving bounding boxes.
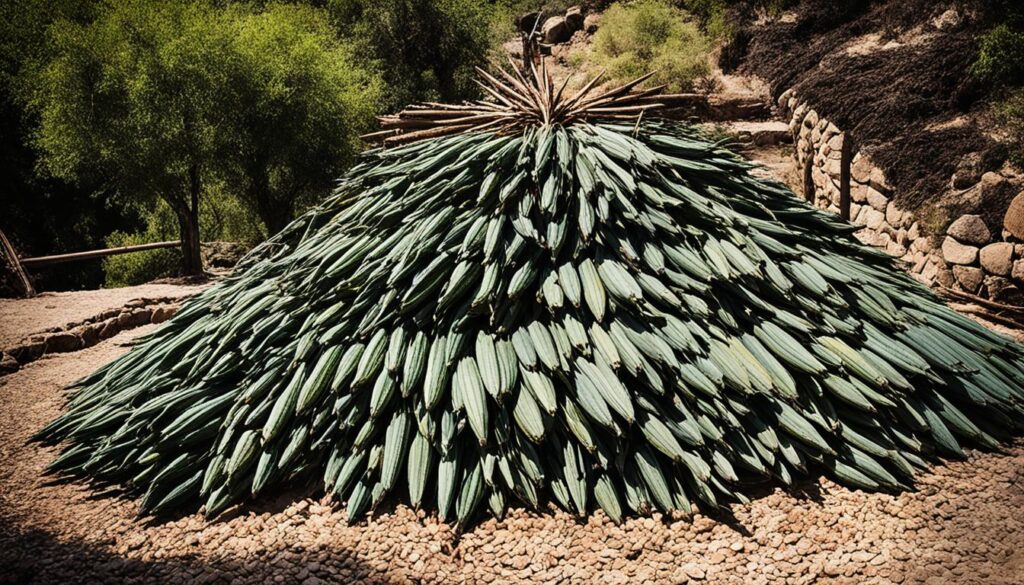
[37,120,1024,527]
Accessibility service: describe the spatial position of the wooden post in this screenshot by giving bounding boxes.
[802,141,815,204]
[839,132,853,220]
[520,10,543,77]
[0,228,35,297]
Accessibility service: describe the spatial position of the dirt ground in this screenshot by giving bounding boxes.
[2,323,1024,584]
[0,280,209,349]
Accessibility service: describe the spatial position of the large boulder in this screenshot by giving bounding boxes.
[1004,191,1024,240]
[946,214,991,246]
[565,6,584,31]
[941,236,978,265]
[979,242,1014,276]
[953,265,984,292]
[542,16,572,44]
[584,13,601,33]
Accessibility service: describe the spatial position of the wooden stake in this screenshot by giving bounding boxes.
[0,228,35,297]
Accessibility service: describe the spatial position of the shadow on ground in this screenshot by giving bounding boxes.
[0,515,384,585]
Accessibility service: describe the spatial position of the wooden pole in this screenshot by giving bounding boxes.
[839,132,853,220]
[802,141,815,204]
[20,240,181,268]
[0,228,35,297]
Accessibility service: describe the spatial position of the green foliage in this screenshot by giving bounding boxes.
[221,3,383,234]
[102,191,265,287]
[679,0,733,39]
[589,0,712,92]
[996,90,1024,169]
[101,231,181,289]
[22,0,382,274]
[973,24,1024,87]
[326,0,494,108]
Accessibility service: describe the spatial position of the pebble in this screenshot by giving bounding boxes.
[2,314,1024,585]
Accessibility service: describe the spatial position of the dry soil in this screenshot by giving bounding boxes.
[2,325,1024,584]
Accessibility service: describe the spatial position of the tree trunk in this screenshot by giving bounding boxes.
[249,166,294,236]
[175,163,204,275]
[261,197,294,236]
[175,204,203,275]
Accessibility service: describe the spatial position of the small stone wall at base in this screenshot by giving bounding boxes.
[0,298,182,375]
[778,88,1024,304]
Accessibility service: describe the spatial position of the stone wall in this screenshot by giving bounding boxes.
[0,297,182,375]
[778,88,1024,303]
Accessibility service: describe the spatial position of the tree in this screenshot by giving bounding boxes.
[221,4,382,234]
[0,0,134,292]
[24,1,381,274]
[326,0,494,108]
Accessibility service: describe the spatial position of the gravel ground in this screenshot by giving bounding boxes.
[0,280,209,348]
[2,326,1024,584]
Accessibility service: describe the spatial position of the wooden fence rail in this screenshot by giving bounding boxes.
[19,240,181,268]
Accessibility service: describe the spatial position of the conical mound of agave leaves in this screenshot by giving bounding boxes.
[36,66,1024,529]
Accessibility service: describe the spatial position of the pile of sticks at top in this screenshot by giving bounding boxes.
[361,58,698,146]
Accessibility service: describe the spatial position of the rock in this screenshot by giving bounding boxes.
[953,266,984,292]
[0,352,18,373]
[868,167,893,194]
[951,152,985,189]
[1013,259,1024,282]
[729,121,791,147]
[985,275,1024,304]
[932,8,963,30]
[541,16,572,44]
[151,306,176,324]
[44,332,82,353]
[564,6,583,31]
[941,237,978,265]
[201,241,247,268]
[583,13,600,33]
[864,209,886,231]
[908,222,921,241]
[516,11,541,33]
[865,187,889,212]
[946,215,991,246]
[1003,191,1024,240]
[851,183,868,204]
[886,203,908,229]
[979,242,1014,276]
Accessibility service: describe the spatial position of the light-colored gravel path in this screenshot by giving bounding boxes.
[0,281,210,348]
[2,326,1024,584]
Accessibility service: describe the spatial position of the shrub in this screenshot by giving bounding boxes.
[996,90,1024,168]
[327,0,495,108]
[589,0,712,93]
[973,24,1024,87]
[102,191,264,287]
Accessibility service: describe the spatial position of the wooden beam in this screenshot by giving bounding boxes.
[20,240,181,267]
[0,228,35,297]
[839,133,853,220]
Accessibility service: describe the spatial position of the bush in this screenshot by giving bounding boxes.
[102,191,264,287]
[327,0,495,108]
[101,230,181,289]
[589,0,712,93]
[973,24,1024,87]
[996,90,1024,169]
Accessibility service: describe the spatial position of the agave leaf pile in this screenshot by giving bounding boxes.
[35,65,1024,528]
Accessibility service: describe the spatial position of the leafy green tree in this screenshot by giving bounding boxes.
[24,1,381,274]
[326,0,493,108]
[221,4,382,234]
